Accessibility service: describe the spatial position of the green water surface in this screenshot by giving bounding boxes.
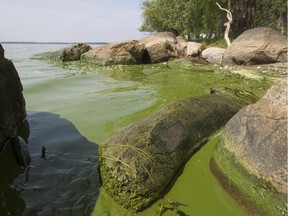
[19,56,276,215]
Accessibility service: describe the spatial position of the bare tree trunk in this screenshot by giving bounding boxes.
[216,2,233,47]
[231,0,256,35]
[277,12,285,35]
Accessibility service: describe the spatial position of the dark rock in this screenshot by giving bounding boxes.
[211,78,287,216]
[37,43,92,62]
[222,27,288,65]
[59,43,92,61]
[0,44,30,167]
[99,92,253,212]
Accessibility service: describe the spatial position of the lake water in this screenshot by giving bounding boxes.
[1,43,274,215]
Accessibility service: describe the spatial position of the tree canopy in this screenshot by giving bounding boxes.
[140,0,287,39]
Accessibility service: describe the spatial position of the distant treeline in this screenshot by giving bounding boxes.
[0,41,108,45]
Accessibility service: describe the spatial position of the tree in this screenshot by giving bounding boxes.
[139,0,287,39]
[140,0,226,39]
[230,0,256,35]
[255,0,287,35]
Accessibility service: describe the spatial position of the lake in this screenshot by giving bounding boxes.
[1,43,274,215]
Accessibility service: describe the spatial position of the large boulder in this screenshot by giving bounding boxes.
[99,91,255,212]
[0,44,30,167]
[82,32,186,65]
[81,40,149,65]
[139,32,181,63]
[211,78,287,216]
[222,27,288,65]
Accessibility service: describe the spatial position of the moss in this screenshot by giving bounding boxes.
[211,138,287,216]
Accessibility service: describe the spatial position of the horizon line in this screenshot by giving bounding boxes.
[1,41,109,45]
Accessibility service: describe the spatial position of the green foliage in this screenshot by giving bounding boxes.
[255,0,287,34]
[140,0,287,39]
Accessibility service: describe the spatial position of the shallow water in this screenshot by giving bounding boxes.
[1,44,275,215]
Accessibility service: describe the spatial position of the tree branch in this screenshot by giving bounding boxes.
[216,2,232,47]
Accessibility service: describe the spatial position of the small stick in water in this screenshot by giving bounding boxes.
[41,146,46,158]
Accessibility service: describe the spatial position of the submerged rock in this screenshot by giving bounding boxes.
[99,92,253,212]
[211,78,287,216]
[0,44,30,167]
[37,43,92,62]
[222,27,288,65]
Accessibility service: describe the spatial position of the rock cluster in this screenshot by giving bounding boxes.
[38,27,287,67]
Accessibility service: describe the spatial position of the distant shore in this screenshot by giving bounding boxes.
[0,41,108,45]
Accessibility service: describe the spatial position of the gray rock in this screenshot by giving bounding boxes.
[211,78,287,216]
[81,40,148,65]
[82,32,188,65]
[186,42,202,57]
[222,27,288,65]
[139,32,180,63]
[201,47,225,64]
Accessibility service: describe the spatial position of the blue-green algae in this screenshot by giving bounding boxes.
[92,132,248,216]
[21,57,277,215]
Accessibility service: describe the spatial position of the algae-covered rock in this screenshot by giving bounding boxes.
[99,93,250,212]
[36,43,92,62]
[211,78,287,216]
[59,43,92,61]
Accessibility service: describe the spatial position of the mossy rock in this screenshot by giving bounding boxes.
[211,78,287,216]
[99,92,253,212]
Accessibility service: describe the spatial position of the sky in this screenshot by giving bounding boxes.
[0,0,147,43]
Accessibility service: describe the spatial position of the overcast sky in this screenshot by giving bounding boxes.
[0,0,147,43]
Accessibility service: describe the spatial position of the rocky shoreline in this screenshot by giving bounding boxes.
[1,26,287,215]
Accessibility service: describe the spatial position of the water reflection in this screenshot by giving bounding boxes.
[1,111,99,215]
